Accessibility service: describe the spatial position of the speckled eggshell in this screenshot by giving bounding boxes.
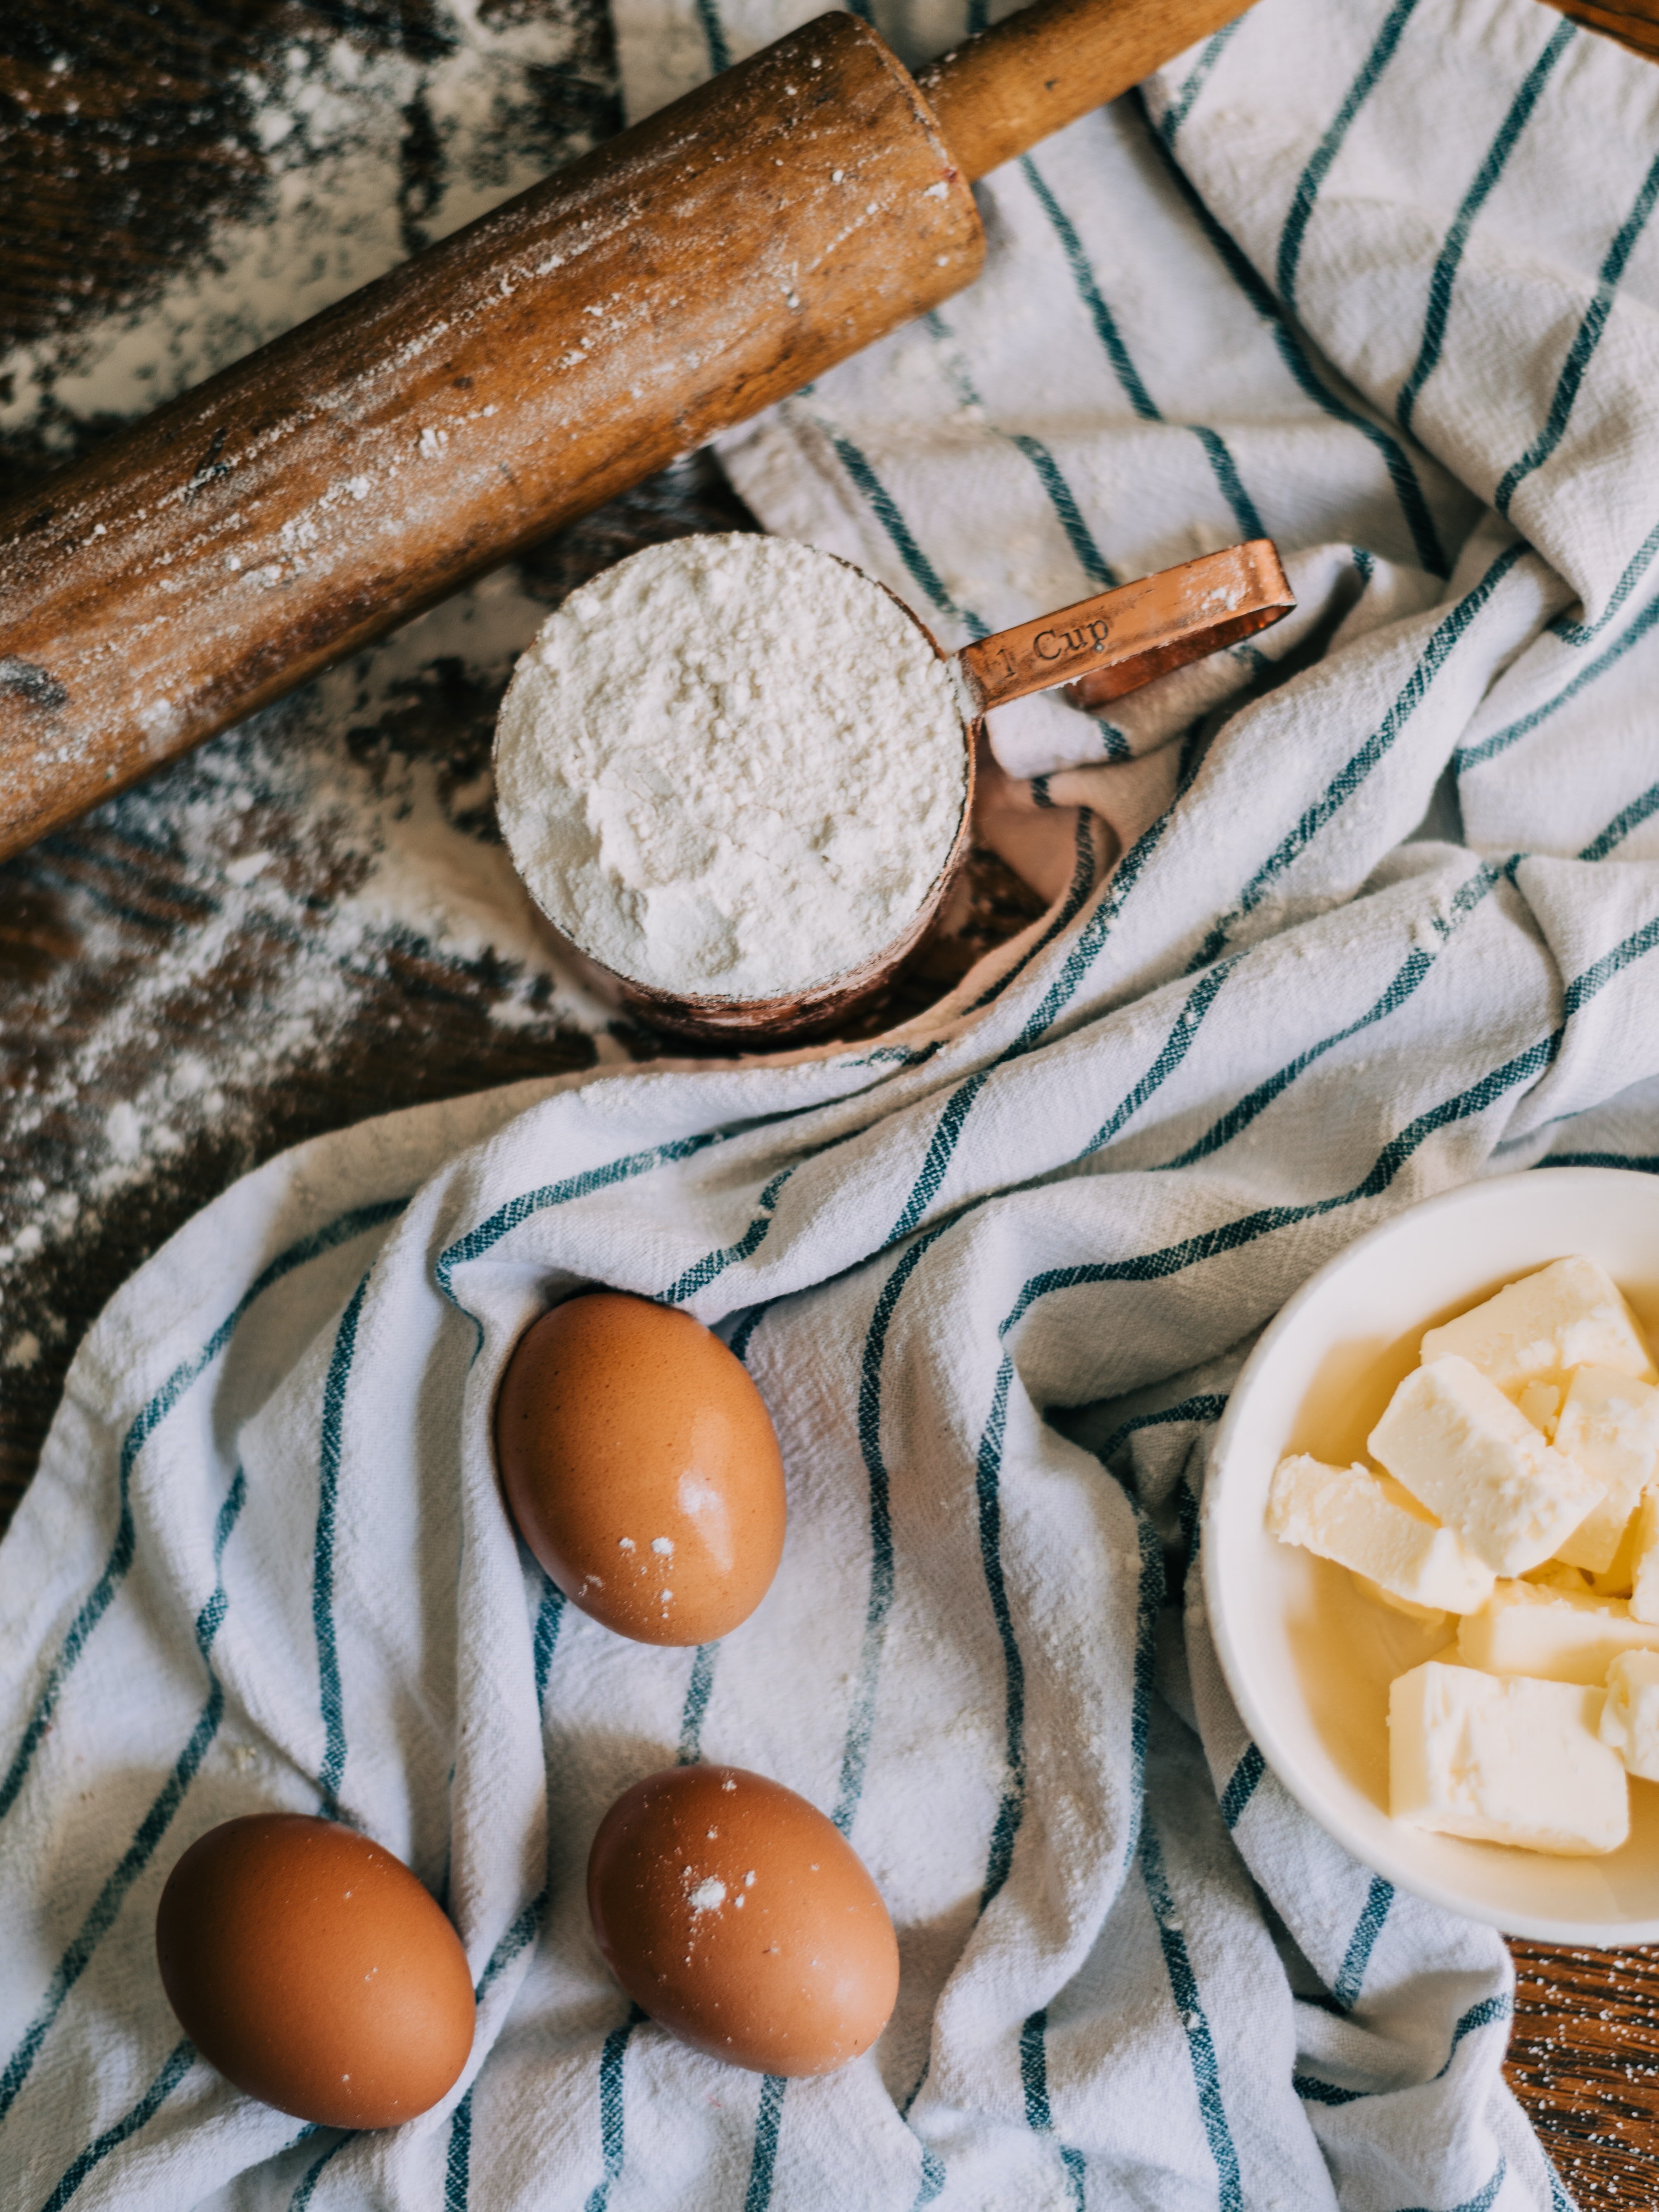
[155,1814,475,2128]
[587,1764,899,2076]
[494,1291,786,1646]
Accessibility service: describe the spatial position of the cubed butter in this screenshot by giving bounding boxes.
[1369,1355,1604,1575]
[1420,1255,1651,1394]
[1629,1490,1659,1625]
[1516,1381,1560,1437]
[1353,1573,1446,1627]
[1267,1454,1495,1613]
[1457,1577,1659,1684]
[1599,1650,1659,1782]
[1552,1366,1659,1572]
[1389,1661,1628,1854]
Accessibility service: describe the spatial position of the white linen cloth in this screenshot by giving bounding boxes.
[6,0,1659,2203]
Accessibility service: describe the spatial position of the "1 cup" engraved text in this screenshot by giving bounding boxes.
[1034,616,1110,661]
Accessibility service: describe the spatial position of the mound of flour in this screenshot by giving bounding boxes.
[493,536,968,999]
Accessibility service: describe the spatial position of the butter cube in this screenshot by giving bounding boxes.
[1552,1367,1659,1572]
[1420,1255,1650,1394]
[1353,1573,1446,1628]
[1599,1650,1659,1781]
[1267,1454,1495,1613]
[1457,1578,1659,1684]
[1629,1491,1659,1625]
[1516,1382,1560,1437]
[1370,1356,1603,1575]
[1389,1661,1628,1854]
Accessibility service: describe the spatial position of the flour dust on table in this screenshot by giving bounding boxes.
[7,0,1659,2209]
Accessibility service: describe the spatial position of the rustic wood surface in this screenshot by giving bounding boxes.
[1542,0,1659,62]
[2,2,1655,2197]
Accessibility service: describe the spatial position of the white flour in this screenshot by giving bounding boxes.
[494,536,968,999]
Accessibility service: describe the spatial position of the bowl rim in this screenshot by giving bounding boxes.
[1200,1163,1659,1944]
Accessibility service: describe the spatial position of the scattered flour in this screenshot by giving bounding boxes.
[0,0,625,1331]
[494,537,968,998]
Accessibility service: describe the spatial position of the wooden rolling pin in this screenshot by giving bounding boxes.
[0,0,1249,862]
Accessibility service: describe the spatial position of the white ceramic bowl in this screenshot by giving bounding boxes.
[1203,1165,1659,1942]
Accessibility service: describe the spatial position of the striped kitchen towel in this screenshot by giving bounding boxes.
[5,0,1659,2203]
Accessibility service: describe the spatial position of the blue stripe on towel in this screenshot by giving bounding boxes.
[0,1468,248,2124]
[289,2134,345,2208]
[835,1224,951,1833]
[1001,898,1659,1331]
[924,307,1119,590]
[35,2038,195,2212]
[1168,861,1502,1161]
[582,2008,645,2212]
[0,1195,406,1827]
[663,1166,796,1304]
[1080,962,1237,1157]
[888,807,1176,1250]
[692,0,727,72]
[1219,1743,1265,1831]
[314,1273,370,1819]
[1019,2009,1088,2209]
[1454,590,1659,774]
[1541,1152,1659,1174]
[443,2088,473,2211]
[1496,149,1659,517]
[469,1578,568,2006]
[1333,1874,1393,2009]
[1001,1032,1557,1333]
[1397,19,1574,438]
[1552,518,1659,644]
[1193,541,1526,967]
[963,812,1098,1017]
[1436,1995,1512,2077]
[434,1135,721,1354]
[1095,1394,1231,1471]
[743,2072,789,2212]
[974,1355,1026,1913]
[1139,116,1447,575]
[678,1643,720,1765]
[1278,0,1424,312]
[1140,1818,1244,2208]
[1293,2071,1367,2106]
[908,2146,947,2206]
[1158,19,1245,147]
[812,419,989,638]
[1021,156,1266,544]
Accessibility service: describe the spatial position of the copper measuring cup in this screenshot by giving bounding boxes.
[520,538,1294,1045]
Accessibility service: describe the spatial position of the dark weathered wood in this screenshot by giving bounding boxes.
[0,11,982,861]
[0,0,1269,866]
[6,5,1659,2196]
[1510,1941,1659,2205]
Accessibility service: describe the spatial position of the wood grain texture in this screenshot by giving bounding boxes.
[0,10,982,861]
[919,0,1250,181]
[1540,0,1659,60]
[2,2,1656,2195]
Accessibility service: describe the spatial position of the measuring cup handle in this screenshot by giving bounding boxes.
[953,539,1294,718]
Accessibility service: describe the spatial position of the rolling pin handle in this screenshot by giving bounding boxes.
[920,0,1255,182]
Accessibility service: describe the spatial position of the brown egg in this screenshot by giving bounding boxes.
[587,1764,899,2075]
[495,1291,786,1646]
[155,1814,475,2128]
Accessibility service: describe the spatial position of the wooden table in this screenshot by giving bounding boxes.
[1,0,1652,2193]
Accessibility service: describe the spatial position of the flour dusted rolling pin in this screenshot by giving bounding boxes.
[0,0,1250,863]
